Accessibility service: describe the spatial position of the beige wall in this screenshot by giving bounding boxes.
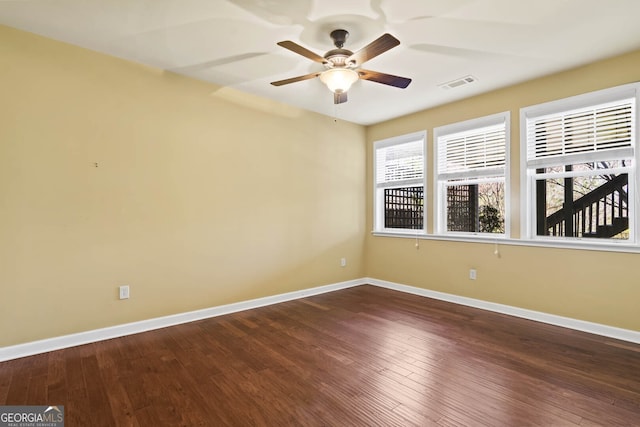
[0,25,366,347]
[2,23,639,349]
[366,49,640,331]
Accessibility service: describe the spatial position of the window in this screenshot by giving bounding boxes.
[434,112,509,236]
[373,131,426,233]
[521,83,638,244]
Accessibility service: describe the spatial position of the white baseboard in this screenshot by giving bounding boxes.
[2,277,639,362]
[0,279,363,362]
[366,277,640,345]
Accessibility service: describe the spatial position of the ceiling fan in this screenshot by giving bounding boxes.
[271,29,412,104]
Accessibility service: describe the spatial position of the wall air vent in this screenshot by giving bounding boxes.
[438,75,477,90]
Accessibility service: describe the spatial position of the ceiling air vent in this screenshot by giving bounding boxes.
[439,75,477,90]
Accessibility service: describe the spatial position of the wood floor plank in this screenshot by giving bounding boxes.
[3,357,29,404]
[2,284,640,426]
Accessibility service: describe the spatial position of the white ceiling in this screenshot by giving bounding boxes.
[2,0,640,125]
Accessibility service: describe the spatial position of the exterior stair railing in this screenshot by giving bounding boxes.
[546,173,628,238]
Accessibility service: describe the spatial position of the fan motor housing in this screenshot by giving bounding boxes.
[324,48,353,67]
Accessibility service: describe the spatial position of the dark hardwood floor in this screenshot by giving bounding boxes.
[1,285,640,426]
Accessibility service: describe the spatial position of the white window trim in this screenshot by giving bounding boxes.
[369,232,640,254]
[519,82,640,249]
[373,130,427,235]
[433,111,511,239]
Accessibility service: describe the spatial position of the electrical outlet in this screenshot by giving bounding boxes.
[119,285,130,300]
[469,269,477,280]
[340,257,347,267]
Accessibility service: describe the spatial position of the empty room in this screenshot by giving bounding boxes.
[1,1,640,425]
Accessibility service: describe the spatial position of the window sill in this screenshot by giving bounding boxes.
[371,231,640,254]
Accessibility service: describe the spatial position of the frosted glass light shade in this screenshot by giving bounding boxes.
[319,68,359,93]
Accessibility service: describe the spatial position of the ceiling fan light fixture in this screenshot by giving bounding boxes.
[271,31,411,104]
[320,68,359,93]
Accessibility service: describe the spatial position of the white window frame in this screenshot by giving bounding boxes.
[520,82,639,247]
[434,112,510,238]
[373,131,427,235]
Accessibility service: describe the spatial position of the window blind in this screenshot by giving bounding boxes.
[376,139,424,185]
[526,98,635,167]
[437,123,506,177]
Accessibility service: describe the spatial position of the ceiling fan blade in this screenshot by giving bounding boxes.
[358,69,412,89]
[277,40,327,64]
[270,72,321,86]
[334,92,348,104]
[346,33,400,66]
